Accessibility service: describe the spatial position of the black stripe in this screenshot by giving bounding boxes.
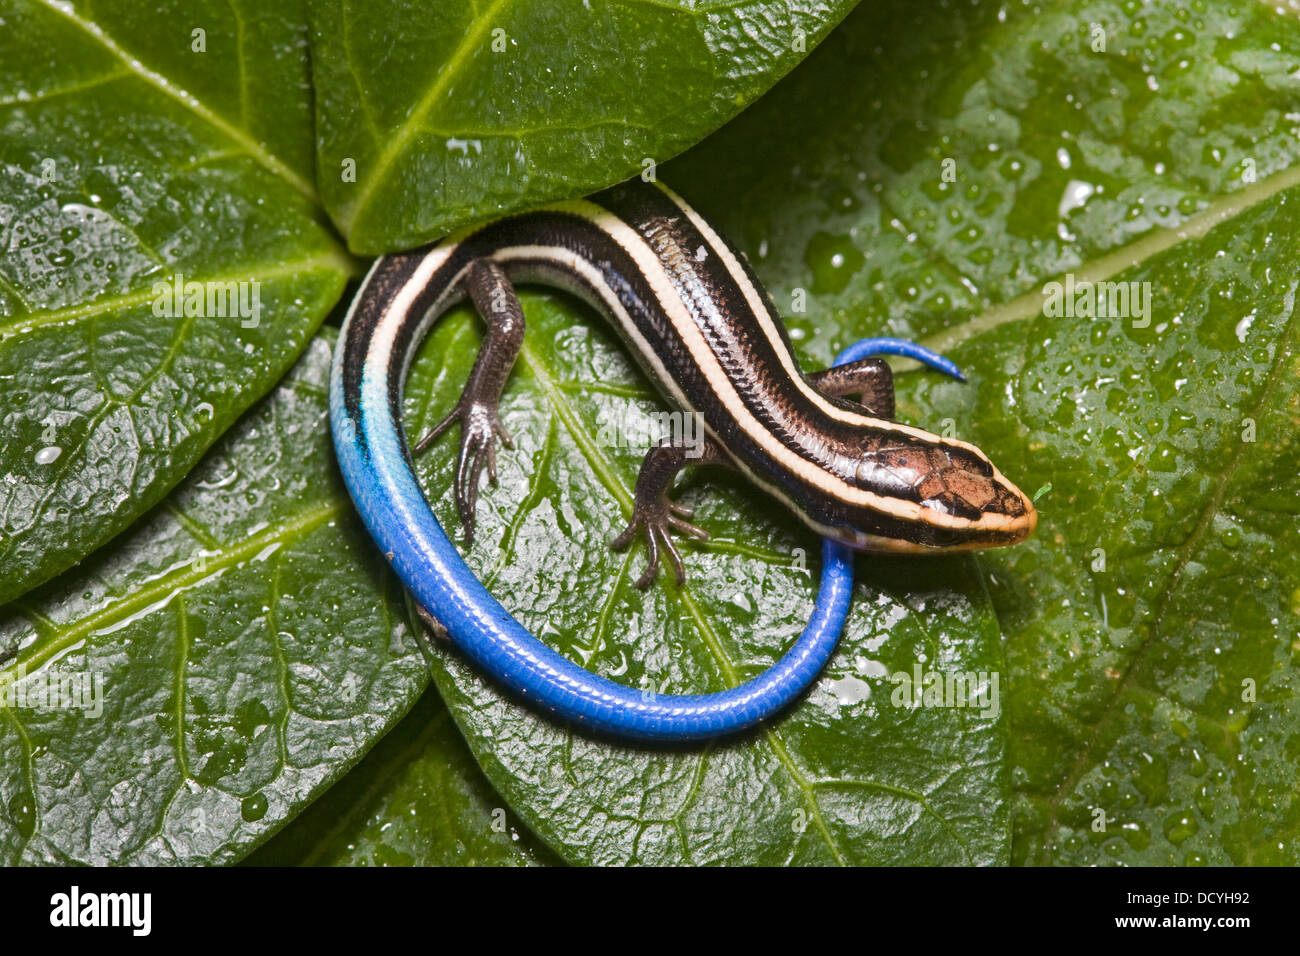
[341,184,1012,545]
[590,183,994,514]
[340,251,430,456]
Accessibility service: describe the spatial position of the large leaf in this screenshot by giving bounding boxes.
[308,0,861,253]
[0,335,429,864]
[374,0,1300,867]
[18,0,322,193]
[665,0,1300,863]
[248,685,560,866]
[404,295,1009,866]
[666,0,1300,359]
[0,0,351,604]
[923,189,1300,866]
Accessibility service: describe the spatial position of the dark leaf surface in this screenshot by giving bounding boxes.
[249,684,560,866]
[0,0,350,604]
[0,335,428,864]
[308,0,860,252]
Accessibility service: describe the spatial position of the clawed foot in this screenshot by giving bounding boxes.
[610,497,709,588]
[414,397,513,545]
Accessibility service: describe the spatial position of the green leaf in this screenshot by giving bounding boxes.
[247,684,561,866]
[379,0,1300,867]
[19,0,322,193]
[0,0,352,605]
[0,334,429,864]
[917,190,1300,866]
[308,0,861,253]
[664,0,1300,357]
[663,0,1300,863]
[404,295,1009,866]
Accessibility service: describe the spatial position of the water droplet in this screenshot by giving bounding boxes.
[1163,810,1199,845]
[826,675,871,706]
[7,790,36,838]
[1058,179,1097,219]
[34,446,62,465]
[1235,312,1255,343]
[803,232,864,295]
[240,793,268,822]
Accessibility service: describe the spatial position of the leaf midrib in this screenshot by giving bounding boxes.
[0,500,345,685]
[513,342,982,865]
[0,254,353,338]
[339,0,515,235]
[34,0,317,202]
[916,160,1300,363]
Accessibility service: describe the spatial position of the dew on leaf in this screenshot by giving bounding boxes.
[240,793,268,822]
[7,791,36,838]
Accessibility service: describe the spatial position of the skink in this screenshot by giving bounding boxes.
[330,180,1036,740]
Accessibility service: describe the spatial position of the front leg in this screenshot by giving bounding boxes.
[611,436,728,589]
[806,356,894,419]
[413,259,525,545]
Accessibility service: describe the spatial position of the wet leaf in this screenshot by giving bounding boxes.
[308,0,860,253]
[396,0,1300,866]
[667,0,1300,359]
[667,0,1300,864]
[248,685,560,866]
[0,0,351,604]
[0,335,429,864]
[404,295,1009,866]
[915,189,1300,866]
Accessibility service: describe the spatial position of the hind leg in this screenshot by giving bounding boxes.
[806,357,895,418]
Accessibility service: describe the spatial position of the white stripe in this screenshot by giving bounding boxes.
[490,245,694,417]
[540,199,1016,532]
[467,244,969,546]
[361,247,458,423]
[663,184,1031,528]
[360,202,1026,536]
[655,182,1026,504]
